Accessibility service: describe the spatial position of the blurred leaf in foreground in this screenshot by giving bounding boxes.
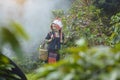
[0,21,29,58]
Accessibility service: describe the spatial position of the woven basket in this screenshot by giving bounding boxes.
[39,49,48,61]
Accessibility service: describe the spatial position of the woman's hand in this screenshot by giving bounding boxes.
[48,39,52,42]
[46,39,52,43]
[45,34,54,43]
[51,34,54,39]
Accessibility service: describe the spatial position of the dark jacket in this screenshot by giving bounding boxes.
[45,31,64,51]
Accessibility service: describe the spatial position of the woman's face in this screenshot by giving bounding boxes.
[52,23,59,31]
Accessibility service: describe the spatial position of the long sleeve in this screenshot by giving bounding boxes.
[45,32,51,40]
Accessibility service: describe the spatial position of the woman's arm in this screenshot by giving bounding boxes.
[45,32,53,43]
[45,38,52,43]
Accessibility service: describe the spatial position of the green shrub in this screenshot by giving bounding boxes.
[110,13,120,46]
[27,39,120,80]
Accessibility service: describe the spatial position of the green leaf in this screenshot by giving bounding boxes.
[10,22,29,40]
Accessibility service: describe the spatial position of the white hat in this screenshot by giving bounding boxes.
[52,19,63,29]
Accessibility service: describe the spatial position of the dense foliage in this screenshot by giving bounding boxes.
[62,0,108,46]
[61,0,120,47]
[93,0,120,15]
[27,39,120,80]
[110,13,120,45]
[14,55,42,73]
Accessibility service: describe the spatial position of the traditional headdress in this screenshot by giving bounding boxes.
[51,18,63,30]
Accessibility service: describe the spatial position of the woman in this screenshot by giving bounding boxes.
[45,18,64,63]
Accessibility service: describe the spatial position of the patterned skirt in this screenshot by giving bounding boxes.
[48,51,59,64]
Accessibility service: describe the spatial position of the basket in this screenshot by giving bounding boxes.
[39,48,48,61]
